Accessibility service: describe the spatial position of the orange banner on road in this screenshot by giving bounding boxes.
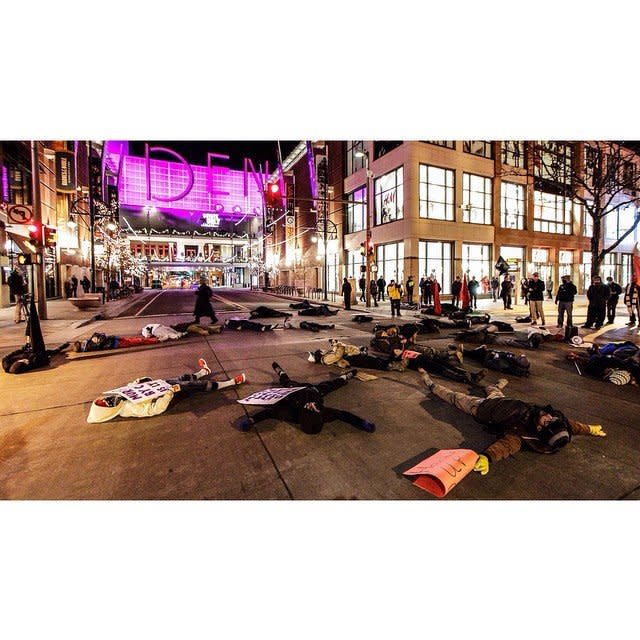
[403,449,479,498]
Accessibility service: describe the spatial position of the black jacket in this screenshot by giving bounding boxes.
[555,281,577,303]
[587,283,610,305]
[527,279,545,301]
[451,280,462,295]
[608,281,623,297]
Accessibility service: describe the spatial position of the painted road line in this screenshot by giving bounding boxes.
[211,292,248,312]
[135,290,166,317]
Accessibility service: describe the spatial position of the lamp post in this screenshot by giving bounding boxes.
[144,205,156,287]
[355,147,373,307]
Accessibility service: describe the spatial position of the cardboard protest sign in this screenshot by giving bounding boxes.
[237,387,307,406]
[401,350,421,359]
[104,379,174,404]
[403,449,479,498]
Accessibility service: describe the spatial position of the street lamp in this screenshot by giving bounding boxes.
[143,205,157,287]
[355,147,373,307]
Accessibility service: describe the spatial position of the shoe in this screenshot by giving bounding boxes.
[234,373,247,385]
[360,420,376,433]
[530,322,537,326]
[455,343,464,365]
[594,325,602,330]
[626,321,636,327]
[197,358,211,376]
[272,362,283,374]
[495,378,509,390]
[308,351,316,363]
[341,369,358,381]
[421,371,435,390]
[447,343,458,350]
[606,321,614,325]
[582,325,593,329]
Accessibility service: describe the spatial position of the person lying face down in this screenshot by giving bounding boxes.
[239,362,375,435]
[417,369,606,476]
[87,358,246,423]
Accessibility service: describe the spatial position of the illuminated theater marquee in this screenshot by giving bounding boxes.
[118,144,268,220]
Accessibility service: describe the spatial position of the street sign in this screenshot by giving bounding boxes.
[7,204,34,225]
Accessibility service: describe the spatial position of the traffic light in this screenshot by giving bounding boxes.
[265,182,282,210]
[360,241,366,256]
[27,223,42,246]
[366,239,374,256]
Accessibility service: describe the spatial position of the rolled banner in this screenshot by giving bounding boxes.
[403,449,479,498]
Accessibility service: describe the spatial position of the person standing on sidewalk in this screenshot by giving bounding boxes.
[387,279,402,317]
[369,279,379,307]
[406,275,415,305]
[81,275,91,293]
[583,275,610,329]
[624,281,640,327]
[555,274,577,328]
[468,276,479,309]
[8,268,27,323]
[377,275,386,302]
[71,275,79,298]
[417,369,606,475]
[491,276,500,302]
[451,276,462,308]
[546,277,554,300]
[605,276,623,324]
[527,272,546,326]
[358,275,366,302]
[341,277,352,310]
[500,275,513,310]
[193,277,218,324]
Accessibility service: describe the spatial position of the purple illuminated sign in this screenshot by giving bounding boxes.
[117,144,268,219]
[1,165,9,202]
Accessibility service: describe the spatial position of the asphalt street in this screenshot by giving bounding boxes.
[1,287,639,500]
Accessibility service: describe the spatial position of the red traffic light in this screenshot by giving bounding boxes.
[27,223,42,244]
[269,183,280,194]
[265,182,282,209]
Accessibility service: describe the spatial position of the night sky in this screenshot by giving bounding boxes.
[128,141,300,171]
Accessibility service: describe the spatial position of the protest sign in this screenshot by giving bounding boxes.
[237,387,307,406]
[403,449,479,498]
[103,379,174,404]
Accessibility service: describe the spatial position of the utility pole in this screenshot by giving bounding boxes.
[30,141,47,319]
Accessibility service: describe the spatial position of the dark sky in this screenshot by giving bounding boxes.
[128,141,300,171]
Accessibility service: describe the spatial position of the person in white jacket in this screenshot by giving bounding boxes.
[87,359,246,423]
[142,323,187,341]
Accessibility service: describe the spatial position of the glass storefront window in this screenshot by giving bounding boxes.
[534,141,572,185]
[346,187,366,233]
[461,243,491,280]
[423,141,456,150]
[501,182,525,229]
[346,249,363,280]
[533,190,572,234]
[419,240,452,294]
[419,164,455,220]
[374,167,403,225]
[463,141,493,159]
[375,241,404,285]
[463,173,492,225]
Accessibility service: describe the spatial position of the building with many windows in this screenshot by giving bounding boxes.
[267,141,640,299]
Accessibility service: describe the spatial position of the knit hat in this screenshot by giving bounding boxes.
[604,369,632,385]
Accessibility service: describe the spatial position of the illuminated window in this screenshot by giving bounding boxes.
[534,141,573,185]
[375,241,404,285]
[501,182,525,229]
[419,240,453,294]
[419,164,455,220]
[463,173,492,225]
[501,141,525,168]
[463,141,493,159]
[605,204,638,240]
[374,167,403,225]
[345,141,366,176]
[346,186,366,233]
[533,190,572,234]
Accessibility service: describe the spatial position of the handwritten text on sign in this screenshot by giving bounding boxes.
[104,379,173,404]
[237,387,307,406]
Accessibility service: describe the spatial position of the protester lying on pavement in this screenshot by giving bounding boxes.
[452,324,548,349]
[225,318,284,331]
[309,342,400,371]
[238,361,375,434]
[567,341,640,385]
[297,303,339,317]
[72,332,160,352]
[249,306,293,320]
[299,320,336,332]
[417,369,606,475]
[142,324,187,341]
[456,344,531,377]
[289,300,312,310]
[2,342,69,374]
[171,321,224,336]
[87,358,246,423]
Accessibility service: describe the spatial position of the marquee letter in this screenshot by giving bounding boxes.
[145,143,194,202]
[207,153,230,197]
[244,157,268,197]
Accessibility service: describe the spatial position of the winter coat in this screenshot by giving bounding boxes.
[587,282,610,306]
[527,279,545,301]
[555,282,577,303]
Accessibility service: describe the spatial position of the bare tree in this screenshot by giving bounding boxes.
[501,141,640,277]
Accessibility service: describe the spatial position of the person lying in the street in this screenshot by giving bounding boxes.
[289,299,312,310]
[142,324,187,341]
[171,321,224,336]
[249,306,293,320]
[225,318,282,331]
[87,358,246,423]
[567,341,640,385]
[299,320,336,332]
[238,362,375,434]
[72,332,160,352]
[457,344,531,377]
[297,303,339,317]
[417,369,606,475]
[2,342,70,374]
[310,340,486,383]
[452,324,547,349]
